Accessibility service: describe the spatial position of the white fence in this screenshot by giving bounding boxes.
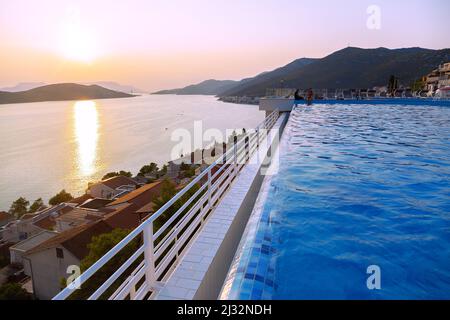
[53,109,280,300]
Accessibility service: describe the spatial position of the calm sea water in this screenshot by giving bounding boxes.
[245,104,450,299]
[0,95,264,210]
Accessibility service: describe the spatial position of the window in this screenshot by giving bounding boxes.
[56,248,64,259]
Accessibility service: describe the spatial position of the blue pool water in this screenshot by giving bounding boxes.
[224,103,450,300]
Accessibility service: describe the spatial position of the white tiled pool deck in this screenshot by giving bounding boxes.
[155,113,288,300]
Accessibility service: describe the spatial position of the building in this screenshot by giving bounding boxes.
[0,203,75,243]
[21,183,164,300]
[436,86,450,99]
[55,207,104,232]
[0,211,14,228]
[23,221,114,300]
[9,230,57,265]
[88,176,138,199]
[425,62,450,94]
[104,181,164,229]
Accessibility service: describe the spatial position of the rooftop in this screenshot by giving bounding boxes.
[10,230,58,252]
[79,198,114,209]
[95,176,138,190]
[25,221,113,260]
[0,211,14,226]
[107,181,163,207]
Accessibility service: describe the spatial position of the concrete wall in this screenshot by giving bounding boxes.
[259,98,294,115]
[24,247,80,300]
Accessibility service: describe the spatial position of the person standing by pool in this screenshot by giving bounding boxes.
[306,88,314,105]
[294,89,303,107]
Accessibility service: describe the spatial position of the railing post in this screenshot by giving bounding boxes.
[143,222,156,294]
[233,142,237,177]
[256,128,260,149]
[207,169,212,209]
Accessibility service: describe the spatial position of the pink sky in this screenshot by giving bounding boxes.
[0,0,449,91]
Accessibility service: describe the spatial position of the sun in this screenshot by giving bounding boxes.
[60,13,99,63]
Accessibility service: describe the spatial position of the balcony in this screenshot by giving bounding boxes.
[53,109,286,300]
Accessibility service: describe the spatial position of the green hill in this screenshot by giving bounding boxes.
[152,79,239,95]
[0,83,136,105]
[221,47,450,97]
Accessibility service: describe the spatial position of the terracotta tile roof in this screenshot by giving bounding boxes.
[0,211,14,224]
[79,198,113,209]
[104,204,141,230]
[98,176,138,190]
[25,220,114,260]
[68,193,93,205]
[135,202,157,214]
[33,216,56,230]
[107,181,163,207]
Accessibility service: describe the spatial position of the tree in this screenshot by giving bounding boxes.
[29,198,44,213]
[138,163,159,176]
[66,228,139,300]
[160,164,168,175]
[388,75,399,95]
[411,78,425,92]
[49,189,73,206]
[8,197,29,219]
[152,179,201,231]
[182,167,196,178]
[0,283,32,300]
[179,162,191,171]
[152,179,177,210]
[102,171,132,180]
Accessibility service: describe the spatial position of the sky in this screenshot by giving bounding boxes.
[0,0,449,91]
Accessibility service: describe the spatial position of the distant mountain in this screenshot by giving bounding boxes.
[0,83,136,105]
[222,47,450,97]
[0,82,46,92]
[220,58,317,97]
[152,59,317,96]
[86,81,144,94]
[153,79,240,95]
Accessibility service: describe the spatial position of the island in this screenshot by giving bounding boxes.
[0,83,136,105]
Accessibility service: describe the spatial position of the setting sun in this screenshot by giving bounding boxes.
[59,9,99,63]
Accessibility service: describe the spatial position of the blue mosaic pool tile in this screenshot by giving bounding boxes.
[220,173,281,300]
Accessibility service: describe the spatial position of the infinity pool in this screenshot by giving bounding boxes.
[223,103,450,300]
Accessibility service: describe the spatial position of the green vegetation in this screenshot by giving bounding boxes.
[179,162,196,178]
[49,189,73,206]
[28,198,44,213]
[0,283,32,300]
[220,47,450,97]
[411,79,425,92]
[66,228,139,300]
[387,75,399,94]
[7,197,48,218]
[8,197,29,219]
[152,179,201,231]
[138,162,159,176]
[102,171,132,180]
[0,255,9,268]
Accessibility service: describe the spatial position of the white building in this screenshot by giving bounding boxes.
[88,176,138,199]
[23,221,113,300]
[9,230,57,265]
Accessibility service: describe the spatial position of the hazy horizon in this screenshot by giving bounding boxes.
[1,0,449,92]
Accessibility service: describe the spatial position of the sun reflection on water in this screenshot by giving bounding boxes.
[74,101,99,176]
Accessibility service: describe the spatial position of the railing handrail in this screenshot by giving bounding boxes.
[53,109,279,300]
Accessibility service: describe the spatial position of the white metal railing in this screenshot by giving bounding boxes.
[53,109,280,300]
